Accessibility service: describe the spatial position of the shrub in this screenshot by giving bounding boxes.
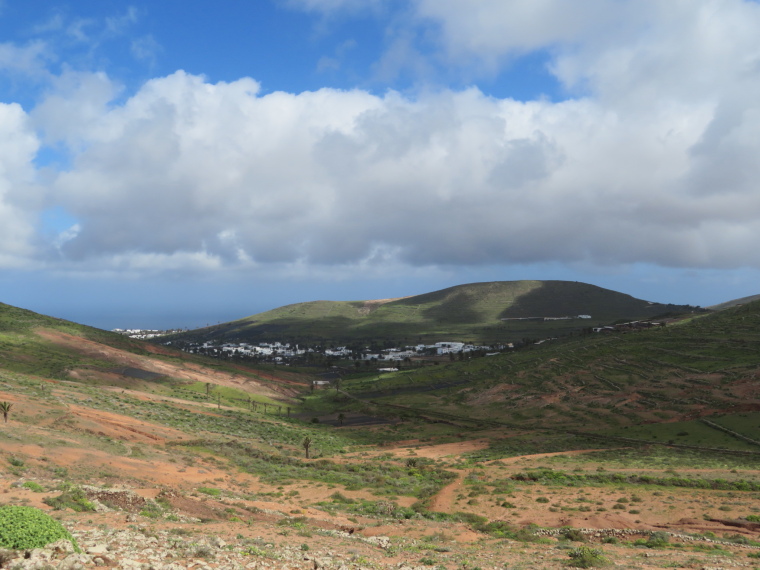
[43,487,95,512]
[567,546,609,568]
[646,531,669,548]
[329,492,355,504]
[0,505,80,552]
[21,481,44,493]
[561,527,587,542]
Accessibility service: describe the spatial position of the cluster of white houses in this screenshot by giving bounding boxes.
[115,315,667,365]
[111,328,169,339]
[169,340,503,362]
[112,329,509,362]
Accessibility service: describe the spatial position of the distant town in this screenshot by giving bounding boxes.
[111,316,666,365]
[111,328,509,364]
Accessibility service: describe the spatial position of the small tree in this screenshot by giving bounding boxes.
[337,413,345,427]
[0,402,12,423]
[302,437,312,459]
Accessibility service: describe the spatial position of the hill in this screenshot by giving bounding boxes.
[314,299,760,440]
[165,280,701,346]
[0,301,305,403]
[708,292,760,310]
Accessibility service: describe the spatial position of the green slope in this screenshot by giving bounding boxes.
[0,302,305,399]
[0,302,153,379]
[167,280,700,345]
[329,299,760,437]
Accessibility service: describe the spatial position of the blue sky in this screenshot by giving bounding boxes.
[2,0,760,330]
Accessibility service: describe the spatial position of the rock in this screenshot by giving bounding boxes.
[49,538,77,554]
[58,554,91,570]
[364,536,390,549]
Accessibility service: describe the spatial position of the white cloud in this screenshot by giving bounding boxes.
[26,61,759,273]
[0,102,41,267]
[411,0,760,102]
[0,40,51,77]
[413,0,629,64]
[31,70,122,146]
[105,6,139,36]
[130,34,161,65]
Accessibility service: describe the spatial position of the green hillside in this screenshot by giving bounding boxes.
[167,280,700,345]
[0,302,306,402]
[315,299,760,440]
[0,302,151,379]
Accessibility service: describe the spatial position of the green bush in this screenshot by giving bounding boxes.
[0,506,80,552]
[561,527,587,542]
[646,531,670,548]
[21,481,44,493]
[42,487,95,512]
[567,546,609,568]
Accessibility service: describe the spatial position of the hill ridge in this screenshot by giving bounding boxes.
[166,280,700,345]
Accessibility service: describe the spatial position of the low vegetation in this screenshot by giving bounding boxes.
[0,506,80,552]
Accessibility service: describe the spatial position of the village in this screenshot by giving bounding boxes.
[111,329,507,364]
[165,339,505,364]
[112,317,665,366]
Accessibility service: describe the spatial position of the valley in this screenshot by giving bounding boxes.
[1,290,760,569]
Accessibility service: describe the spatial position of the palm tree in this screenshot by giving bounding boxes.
[302,437,312,459]
[0,401,12,423]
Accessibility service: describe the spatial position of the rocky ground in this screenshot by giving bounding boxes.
[3,477,760,570]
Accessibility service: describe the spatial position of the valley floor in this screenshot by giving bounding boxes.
[3,409,760,570]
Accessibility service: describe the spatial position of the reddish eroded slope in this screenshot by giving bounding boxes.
[34,328,296,400]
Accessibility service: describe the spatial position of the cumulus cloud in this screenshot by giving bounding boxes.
[33,66,760,272]
[412,0,629,66]
[4,0,760,277]
[0,102,41,267]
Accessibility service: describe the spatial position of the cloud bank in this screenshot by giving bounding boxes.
[2,0,760,277]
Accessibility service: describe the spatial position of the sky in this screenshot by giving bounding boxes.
[2,0,760,330]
